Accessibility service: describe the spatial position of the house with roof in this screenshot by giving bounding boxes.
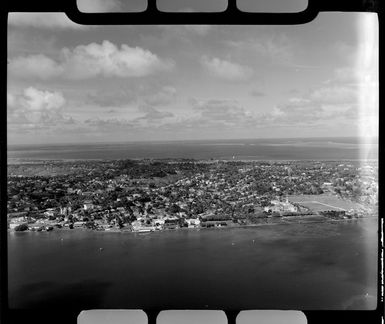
[83,200,94,210]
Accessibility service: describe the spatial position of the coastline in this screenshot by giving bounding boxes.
[8,216,372,235]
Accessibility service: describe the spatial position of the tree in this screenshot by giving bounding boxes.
[169,203,181,214]
[85,221,95,229]
[14,224,29,231]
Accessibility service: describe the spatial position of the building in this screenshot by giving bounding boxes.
[131,220,156,232]
[163,217,180,230]
[74,221,86,228]
[200,220,232,228]
[186,218,200,228]
[83,200,94,211]
[264,198,298,214]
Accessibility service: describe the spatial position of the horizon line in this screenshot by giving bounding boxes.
[7,135,378,147]
[7,135,379,147]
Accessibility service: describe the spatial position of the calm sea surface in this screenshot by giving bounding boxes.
[7,138,378,161]
[8,218,378,310]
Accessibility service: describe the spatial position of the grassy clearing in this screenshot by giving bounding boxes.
[288,194,363,211]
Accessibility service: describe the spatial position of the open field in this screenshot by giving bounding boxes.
[288,194,364,212]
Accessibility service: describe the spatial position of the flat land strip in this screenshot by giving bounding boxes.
[288,194,364,212]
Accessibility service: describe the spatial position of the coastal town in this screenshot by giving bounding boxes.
[7,159,378,233]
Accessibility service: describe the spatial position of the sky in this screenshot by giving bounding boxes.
[7,3,378,145]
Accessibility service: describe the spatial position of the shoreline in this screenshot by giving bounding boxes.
[8,216,374,235]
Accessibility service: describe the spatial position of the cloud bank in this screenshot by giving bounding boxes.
[7,87,72,128]
[9,40,174,80]
[201,56,253,81]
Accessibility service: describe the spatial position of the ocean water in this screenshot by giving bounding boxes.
[8,218,378,310]
[7,137,378,161]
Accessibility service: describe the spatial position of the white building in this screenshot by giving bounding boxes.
[131,221,156,232]
[186,218,201,228]
[264,198,298,214]
[83,201,94,210]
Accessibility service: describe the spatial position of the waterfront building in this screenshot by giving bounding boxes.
[264,198,298,214]
[186,218,200,228]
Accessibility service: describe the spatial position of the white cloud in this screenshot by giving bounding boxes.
[77,0,122,12]
[23,87,65,111]
[8,13,85,30]
[8,54,63,80]
[61,41,173,78]
[201,56,253,81]
[272,84,360,126]
[9,40,174,80]
[9,87,65,111]
[137,105,174,121]
[271,107,284,117]
[8,87,68,126]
